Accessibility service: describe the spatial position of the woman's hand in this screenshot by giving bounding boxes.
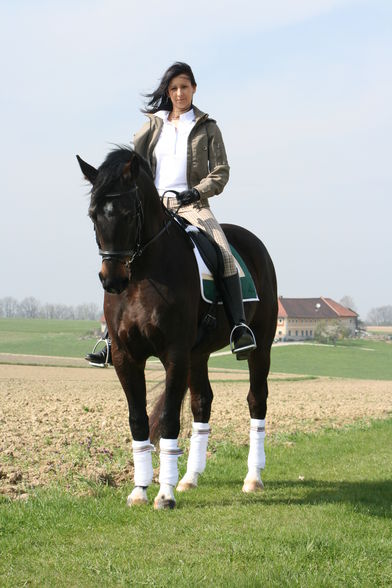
[177,188,200,205]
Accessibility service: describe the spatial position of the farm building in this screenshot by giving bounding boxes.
[276,297,358,341]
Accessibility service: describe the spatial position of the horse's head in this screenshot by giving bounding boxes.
[77,148,150,294]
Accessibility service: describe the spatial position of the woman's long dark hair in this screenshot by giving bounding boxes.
[143,62,197,113]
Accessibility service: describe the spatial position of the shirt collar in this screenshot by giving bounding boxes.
[156,108,195,123]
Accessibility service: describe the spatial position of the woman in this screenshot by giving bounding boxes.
[86,62,256,366]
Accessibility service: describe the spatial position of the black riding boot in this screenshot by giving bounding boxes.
[220,272,257,360]
[85,328,112,367]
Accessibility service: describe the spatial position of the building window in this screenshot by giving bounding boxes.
[295,330,298,336]
[288,330,291,336]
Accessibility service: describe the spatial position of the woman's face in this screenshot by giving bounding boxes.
[167,74,196,113]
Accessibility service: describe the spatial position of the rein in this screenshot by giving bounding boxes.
[96,186,171,267]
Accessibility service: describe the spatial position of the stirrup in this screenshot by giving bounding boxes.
[229,323,257,360]
[88,338,110,368]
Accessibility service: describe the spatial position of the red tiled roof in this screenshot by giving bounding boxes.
[322,298,358,317]
[278,298,287,317]
[278,297,358,319]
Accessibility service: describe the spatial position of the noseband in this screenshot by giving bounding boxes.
[96,185,170,267]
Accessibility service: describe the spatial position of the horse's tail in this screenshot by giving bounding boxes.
[149,387,190,444]
[149,391,166,444]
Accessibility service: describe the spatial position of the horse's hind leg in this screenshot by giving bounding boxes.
[177,355,213,492]
[242,347,271,493]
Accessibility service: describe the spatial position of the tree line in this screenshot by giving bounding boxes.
[366,305,392,326]
[0,297,101,320]
[1,295,391,325]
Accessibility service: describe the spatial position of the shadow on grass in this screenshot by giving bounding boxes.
[184,478,392,519]
[264,478,392,518]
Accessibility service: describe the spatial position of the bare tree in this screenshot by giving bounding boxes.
[18,297,41,318]
[367,306,392,325]
[75,303,100,320]
[0,297,19,317]
[339,296,356,311]
[40,303,58,319]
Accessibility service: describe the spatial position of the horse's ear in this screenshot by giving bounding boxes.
[76,155,98,184]
[122,152,139,179]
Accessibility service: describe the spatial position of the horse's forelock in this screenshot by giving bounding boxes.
[88,148,153,216]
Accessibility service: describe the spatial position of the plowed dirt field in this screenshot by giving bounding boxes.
[1,360,391,498]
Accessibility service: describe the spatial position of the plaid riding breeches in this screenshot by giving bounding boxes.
[163,197,237,277]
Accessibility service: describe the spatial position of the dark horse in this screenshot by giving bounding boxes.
[77,147,277,509]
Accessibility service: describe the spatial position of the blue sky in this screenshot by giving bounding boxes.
[1,0,391,319]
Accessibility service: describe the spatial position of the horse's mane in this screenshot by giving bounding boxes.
[91,146,153,204]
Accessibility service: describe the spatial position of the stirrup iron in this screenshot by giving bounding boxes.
[229,323,257,358]
[88,338,110,368]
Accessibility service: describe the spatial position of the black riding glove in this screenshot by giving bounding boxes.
[177,188,200,206]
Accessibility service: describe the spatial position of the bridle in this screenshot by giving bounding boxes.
[95,184,171,268]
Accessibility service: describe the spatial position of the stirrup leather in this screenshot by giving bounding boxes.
[229,323,257,354]
[88,338,110,368]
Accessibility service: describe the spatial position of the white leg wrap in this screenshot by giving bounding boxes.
[132,439,154,487]
[243,419,265,493]
[158,438,183,487]
[187,422,210,474]
[247,418,266,470]
[177,422,210,491]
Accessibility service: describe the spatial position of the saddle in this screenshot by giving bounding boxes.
[167,210,259,343]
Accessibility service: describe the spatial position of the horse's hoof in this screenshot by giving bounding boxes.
[177,473,198,492]
[242,479,264,493]
[127,487,148,506]
[153,497,176,510]
[177,480,197,492]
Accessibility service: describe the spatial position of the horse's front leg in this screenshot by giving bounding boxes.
[113,357,153,506]
[154,352,189,510]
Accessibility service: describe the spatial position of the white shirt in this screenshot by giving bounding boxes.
[154,109,196,196]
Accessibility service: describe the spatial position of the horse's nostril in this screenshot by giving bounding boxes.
[100,277,129,294]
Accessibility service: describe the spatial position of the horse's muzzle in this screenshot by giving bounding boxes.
[99,274,129,294]
[99,261,130,294]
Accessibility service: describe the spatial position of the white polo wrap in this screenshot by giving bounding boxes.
[159,438,184,486]
[247,418,266,470]
[187,421,210,474]
[132,439,154,487]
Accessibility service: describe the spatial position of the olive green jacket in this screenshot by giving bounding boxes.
[133,106,230,201]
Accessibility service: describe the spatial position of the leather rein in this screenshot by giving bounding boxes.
[96,185,172,267]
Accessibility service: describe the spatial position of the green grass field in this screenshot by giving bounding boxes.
[211,339,392,380]
[0,318,100,358]
[269,339,392,380]
[1,419,391,587]
[1,319,392,380]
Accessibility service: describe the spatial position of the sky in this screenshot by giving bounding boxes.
[1,0,391,320]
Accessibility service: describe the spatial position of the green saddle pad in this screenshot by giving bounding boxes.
[200,245,259,304]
